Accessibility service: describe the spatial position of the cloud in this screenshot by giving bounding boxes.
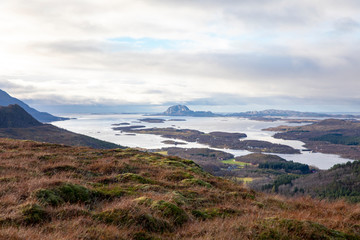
[0,0,360,111]
[334,17,360,33]
[0,79,24,89]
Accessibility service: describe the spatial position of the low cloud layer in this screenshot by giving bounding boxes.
[0,0,359,111]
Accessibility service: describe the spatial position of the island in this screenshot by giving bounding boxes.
[161,140,187,145]
[113,126,300,154]
[168,119,186,121]
[264,119,360,159]
[111,122,130,126]
[139,118,166,123]
[112,125,145,131]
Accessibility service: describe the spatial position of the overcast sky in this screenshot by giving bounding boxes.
[1,0,360,112]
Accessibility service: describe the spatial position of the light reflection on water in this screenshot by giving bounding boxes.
[52,114,352,170]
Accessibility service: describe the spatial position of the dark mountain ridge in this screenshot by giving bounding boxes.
[0,104,122,149]
[0,104,42,128]
[0,89,68,122]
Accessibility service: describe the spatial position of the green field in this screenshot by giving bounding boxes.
[236,177,254,183]
[221,159,251,167]
[155,151,168,155]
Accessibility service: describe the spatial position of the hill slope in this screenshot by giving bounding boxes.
[0,104,42,128]
[0,138,359,239]
[277,160,360,203]
[0,124,121,149]
[0,89,68,122]
[0,104,121,149]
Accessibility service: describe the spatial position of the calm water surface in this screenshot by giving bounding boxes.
[53,114,352,169]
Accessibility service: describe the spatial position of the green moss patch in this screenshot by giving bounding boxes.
[36,183,97,206]
[137,213,173,233]
[117,173,155,184]
[154,156,199,169]
[253,218,359,240]
[181,178,212,188]
[94,186,134,199]
[94,209,132,225]
[192,207,240,220]
[176,190,209,207]
[171,191,188,206]
[161,160,189,169]
[134,197,189,226]
[151,200,188,226]
[94,208,172,233]
[22,204,50,225]
[165,171,193,181]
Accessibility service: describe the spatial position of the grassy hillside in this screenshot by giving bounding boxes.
[0,138,359,239]
[150,150,314,192]
[277,160,360,203]
[154,147,234,174]
[0,124,121,149]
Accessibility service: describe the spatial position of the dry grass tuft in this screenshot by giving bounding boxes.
[0,138,359,239]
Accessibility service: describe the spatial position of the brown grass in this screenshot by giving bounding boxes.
[0,138,359,239]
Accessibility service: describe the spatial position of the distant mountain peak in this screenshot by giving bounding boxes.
[162,105,218,117]
[164,105,193,115]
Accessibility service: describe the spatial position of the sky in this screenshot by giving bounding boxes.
[0,0,360,113]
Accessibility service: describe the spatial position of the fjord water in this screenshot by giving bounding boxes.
[52,114,352,169]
